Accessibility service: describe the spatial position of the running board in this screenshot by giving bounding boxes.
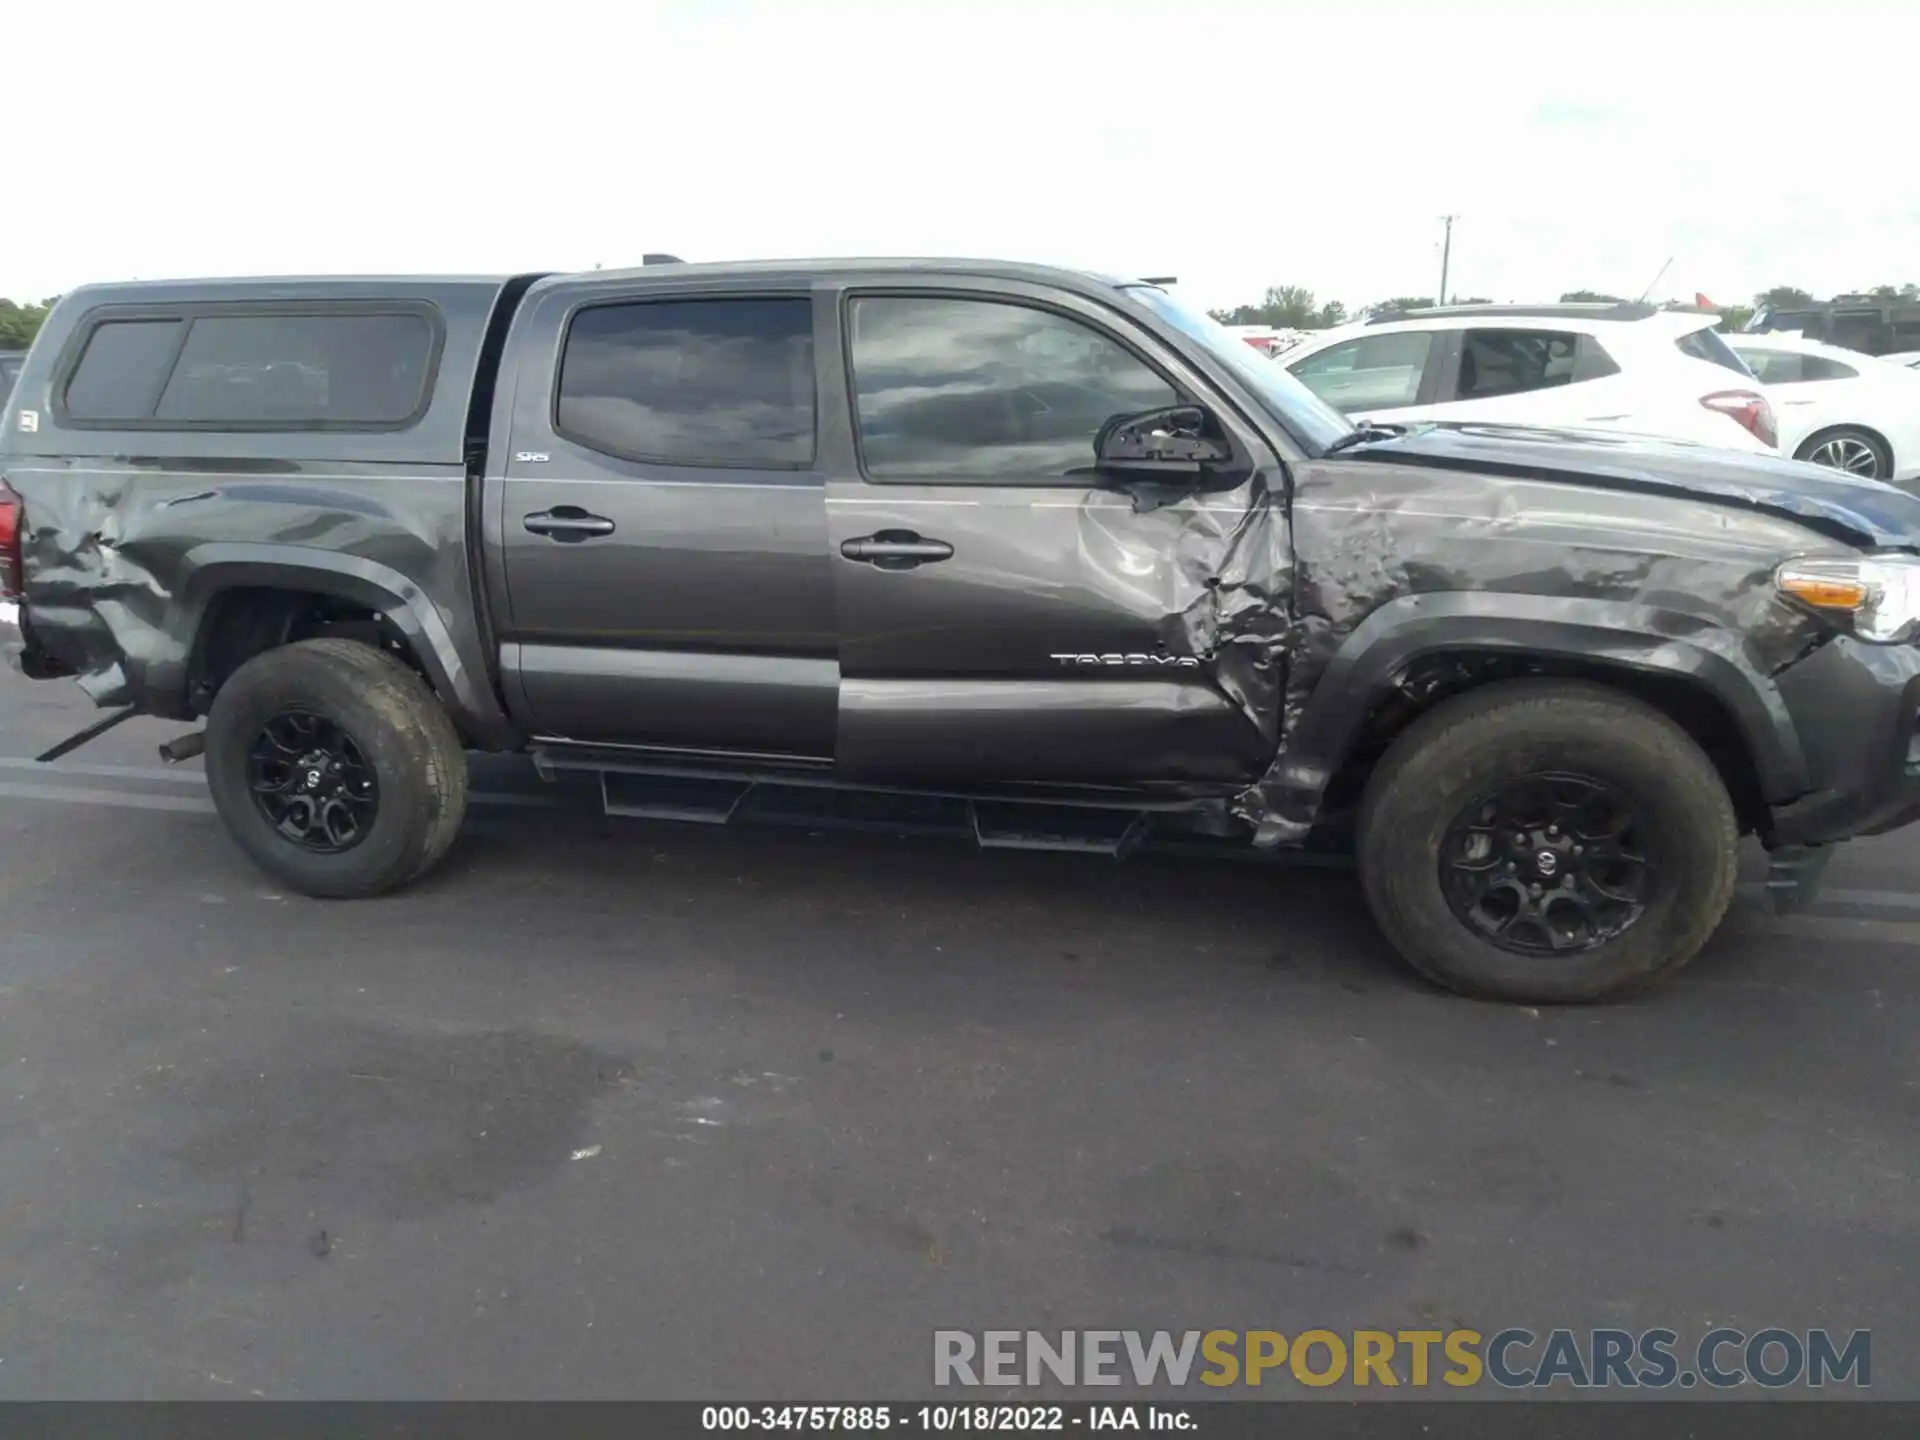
[600,771,754,825]
[530,740,1208,811]
[971,801,1150,858]
[592,766,1156,857]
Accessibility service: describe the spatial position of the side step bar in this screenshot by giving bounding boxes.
[594,767,1154,857]
[526,741,1369,866]
[537,742,1176,858]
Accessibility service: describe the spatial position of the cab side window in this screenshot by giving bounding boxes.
[556,297,816,467]
[847,295,1176,482]
[1288,332,1432,411]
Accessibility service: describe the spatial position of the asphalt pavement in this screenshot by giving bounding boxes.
[0,668,1914,1401]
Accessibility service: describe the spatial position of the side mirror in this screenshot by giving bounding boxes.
[1094,405,1232,480]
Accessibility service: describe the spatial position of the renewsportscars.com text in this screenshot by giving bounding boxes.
[933,1328,1870,1390]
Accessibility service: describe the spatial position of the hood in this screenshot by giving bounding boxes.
[1345,421,1920,550]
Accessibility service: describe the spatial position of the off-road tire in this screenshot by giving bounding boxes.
[204,638,469,898]
[1356,679,1738,1003]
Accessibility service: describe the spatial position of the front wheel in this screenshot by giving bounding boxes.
[1356,680,1739,1003]
[204,638,469,898]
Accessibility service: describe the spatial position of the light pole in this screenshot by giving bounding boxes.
[1438,215,1456,307]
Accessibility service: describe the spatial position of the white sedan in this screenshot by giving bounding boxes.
[1726,333,1920,484]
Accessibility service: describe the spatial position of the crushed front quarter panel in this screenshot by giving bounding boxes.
[1231,453,1853,842]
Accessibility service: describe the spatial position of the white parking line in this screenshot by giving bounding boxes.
[0,757,207,785]
[0,780,215,814]
[0,771,558,815]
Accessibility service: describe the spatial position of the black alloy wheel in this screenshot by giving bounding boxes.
[246,710,380,854]
[1438,771,1650,956]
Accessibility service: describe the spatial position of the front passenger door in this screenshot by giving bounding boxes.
[824,286,1281,790]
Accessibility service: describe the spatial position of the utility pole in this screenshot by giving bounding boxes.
[1636,256,1673,303]
[1438,215,1456,307]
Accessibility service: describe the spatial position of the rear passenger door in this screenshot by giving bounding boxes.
[491,286,839,759]
[1283,330,1443,424]
[1428,327,1626,425]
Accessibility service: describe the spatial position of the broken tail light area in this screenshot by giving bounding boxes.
[1701,389,1779,451]
[0,479,23,601]
[0,479,71,681]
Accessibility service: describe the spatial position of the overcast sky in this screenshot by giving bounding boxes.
[9,0,1914,314]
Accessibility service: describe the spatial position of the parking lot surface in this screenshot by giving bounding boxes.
[0,671,1915,1399]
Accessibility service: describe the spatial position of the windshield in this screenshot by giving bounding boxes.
[1122,286,1352,453]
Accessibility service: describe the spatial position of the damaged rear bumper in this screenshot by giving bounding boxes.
[2,600,74,681]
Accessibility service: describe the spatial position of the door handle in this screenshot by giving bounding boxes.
[524,507,616,542]
[840,530,954,570]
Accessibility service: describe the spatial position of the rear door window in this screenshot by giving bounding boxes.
[1287,332,1433,411]
[556,296,817,467]
[1451,329,1616,401]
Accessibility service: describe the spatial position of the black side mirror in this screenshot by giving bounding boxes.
[1094,405,1232,480]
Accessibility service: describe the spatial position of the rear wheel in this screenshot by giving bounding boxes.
[1356,680,1738,1003]
[204,639,468,897]
[1795,426,1892,480]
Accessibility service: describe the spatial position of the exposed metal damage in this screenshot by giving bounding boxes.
[1226,434,1891,846]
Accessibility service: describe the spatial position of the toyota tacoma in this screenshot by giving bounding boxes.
[6,258,1920,1003]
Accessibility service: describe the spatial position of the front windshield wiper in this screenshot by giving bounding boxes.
[1321,421,1411,456]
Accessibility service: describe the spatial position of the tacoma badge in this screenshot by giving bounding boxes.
[1050,653,1201,668]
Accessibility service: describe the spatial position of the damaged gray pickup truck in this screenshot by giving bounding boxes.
[7,259,1920,1004]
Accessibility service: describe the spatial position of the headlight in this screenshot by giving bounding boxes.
[1776,552,1920,643]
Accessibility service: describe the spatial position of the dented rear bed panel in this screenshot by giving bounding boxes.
[1,277,524,745]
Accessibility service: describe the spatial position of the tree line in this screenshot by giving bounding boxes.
[0,298,56,350]
[1207,282,1920,334]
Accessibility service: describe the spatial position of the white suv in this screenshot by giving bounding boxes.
[1278,302,1779,455]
